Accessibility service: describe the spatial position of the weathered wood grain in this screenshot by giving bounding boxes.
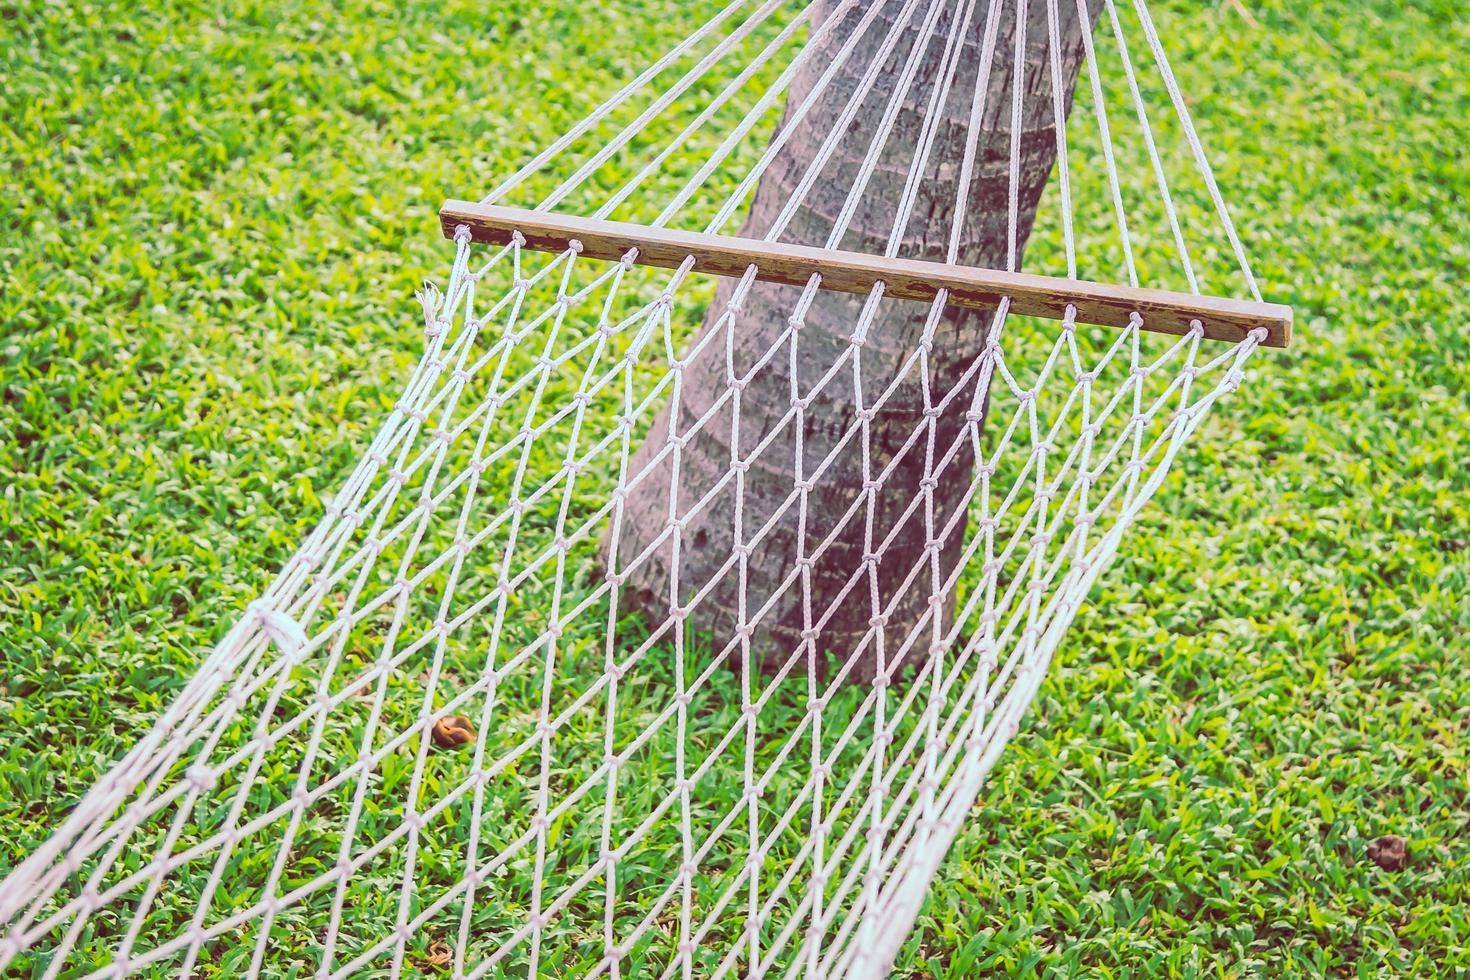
[439,200,1293,348]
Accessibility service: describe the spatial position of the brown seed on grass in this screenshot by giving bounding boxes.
[431,715,476,749]
[1366,834,1408,871]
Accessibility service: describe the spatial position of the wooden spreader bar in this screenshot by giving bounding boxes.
[440,201,1292,348]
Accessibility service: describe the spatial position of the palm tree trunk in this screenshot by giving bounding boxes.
[608,0,1101,682]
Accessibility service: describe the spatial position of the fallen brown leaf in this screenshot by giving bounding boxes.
[422,938,452,970]
[432,715,477,749]
[1366,834,1407,871]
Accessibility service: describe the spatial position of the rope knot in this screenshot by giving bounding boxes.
[247,600,308,659]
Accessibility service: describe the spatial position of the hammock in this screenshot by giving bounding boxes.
[0,0,1289,976]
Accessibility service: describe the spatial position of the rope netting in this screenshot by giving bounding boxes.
[1,0,1277,976]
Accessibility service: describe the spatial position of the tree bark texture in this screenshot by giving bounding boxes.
[607,0,1102,682]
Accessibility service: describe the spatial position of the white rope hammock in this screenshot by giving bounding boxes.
[1,0,1289,976]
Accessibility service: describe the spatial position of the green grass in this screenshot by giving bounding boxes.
[2,0,1468,976]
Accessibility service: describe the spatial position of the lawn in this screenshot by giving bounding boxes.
[2,0,1468,976]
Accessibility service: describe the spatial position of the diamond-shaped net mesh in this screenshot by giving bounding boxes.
[0,0,1278,975]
